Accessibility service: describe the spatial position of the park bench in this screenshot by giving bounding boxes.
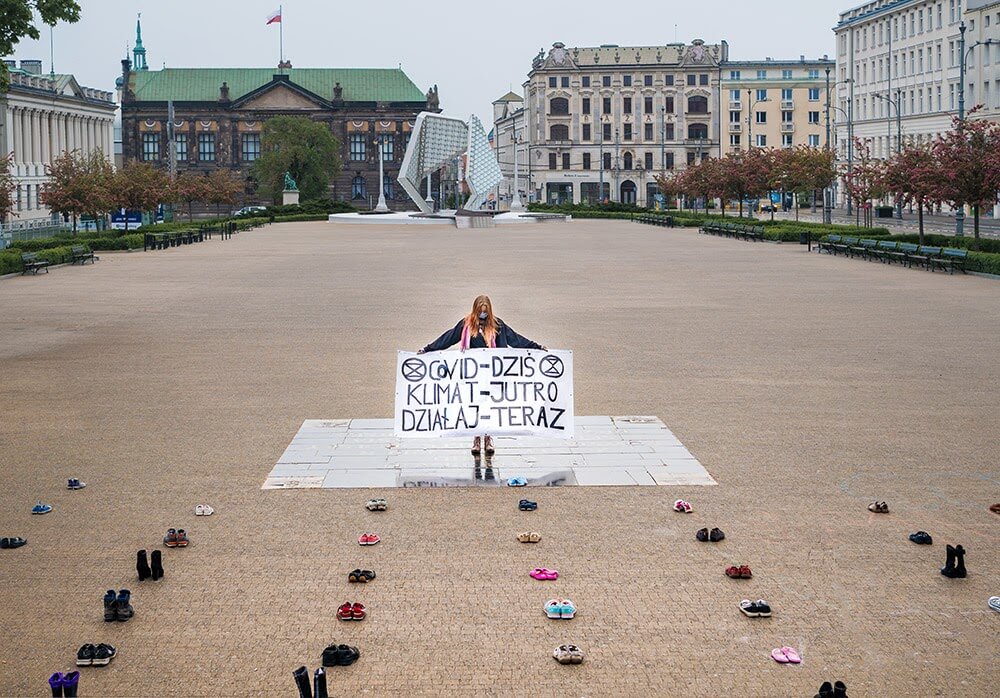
[635,214,673,227]
[819,234,841,254]
[929,247,968,274]
[699,222,762,241]
[70,245,95,265]
[850,238,879,260]
[887,242,918,266]
[833,236,857,256]
[871,240,899,263]
[907,245,941,269]
[20,252,50,275]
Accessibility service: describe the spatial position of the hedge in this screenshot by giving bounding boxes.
[0,251,23,274]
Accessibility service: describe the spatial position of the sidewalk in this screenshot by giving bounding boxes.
[766,208,999,238]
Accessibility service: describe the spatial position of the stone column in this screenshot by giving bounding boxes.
[41,111,51,165]
[55,113,64,156]
[31,110,42,173]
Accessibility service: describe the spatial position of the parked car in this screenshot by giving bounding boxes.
[232,206,268,217]
[759,203,778,213]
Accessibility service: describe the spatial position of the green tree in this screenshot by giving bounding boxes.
[1,0,81,91]
[251,116,341,202]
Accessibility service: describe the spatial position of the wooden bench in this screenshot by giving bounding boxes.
[833,236,857,256]
[20,252,50,275]
[871,240,899,263]
[819,235,841,254]
[887,242,918,266]
[929,247,967,274]
[850,238,879,260]
[907,245,941,269]
[70,245,95,265]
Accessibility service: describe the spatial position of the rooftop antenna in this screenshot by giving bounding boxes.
[674,24,678,43]
[49,23,55,75]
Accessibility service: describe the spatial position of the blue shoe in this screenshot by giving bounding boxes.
[507,477,527,487]
[67,478,86,490]
[518,499,537,511]
[31,502,52,515]
[559,599,577,619]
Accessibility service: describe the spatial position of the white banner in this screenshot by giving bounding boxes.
[394,348,574,438]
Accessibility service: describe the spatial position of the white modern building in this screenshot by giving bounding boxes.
[0,60,117,226]
[834,0,999,213]
[492,91,528,209]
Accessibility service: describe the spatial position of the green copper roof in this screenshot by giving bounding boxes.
[129,68,425,103]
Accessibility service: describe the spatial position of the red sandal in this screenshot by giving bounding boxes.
[739,565,753,579]
[725,566,741,579]
[337,603,353,621]
[351,603,366,621]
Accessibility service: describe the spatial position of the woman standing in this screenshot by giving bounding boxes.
[418,295,546,455]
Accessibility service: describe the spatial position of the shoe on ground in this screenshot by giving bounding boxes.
[365,498,387,511]
[868,500,889,513]
[990,503,1000,515]
[673,499,692,513]
[988,596,1000,613]
[49,672,63,696]
[0,537,27,549]
[553,645,573,664]
[816,681,834,698]
[115,589,134,622]
[833,681,848,698]
[103,589,117,622]
[696,528,709,542]
[709,527,725,542]
[175,529,189,547]
[351,602,366,620]
[559,599,576,619]
[739,599,772,617]
[31,502,52,515]
[518,500,537,511]
[92,643,116,666]
[76,644,96,666]
[62,671,79,696]
[337,602,353,621]
[67,478,86,490]
[358,533,380,545]
[909,531,933,545]
[517,531,541,543]
[163,528,178,547]
[194,504,214,516]
[544,599,561,619]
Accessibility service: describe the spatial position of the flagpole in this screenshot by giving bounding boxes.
[279,5,283,68]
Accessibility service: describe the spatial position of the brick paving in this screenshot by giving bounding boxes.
[0,220,997,697]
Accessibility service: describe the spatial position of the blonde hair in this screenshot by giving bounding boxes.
[464,295,498,348]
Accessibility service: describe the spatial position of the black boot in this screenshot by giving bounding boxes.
[943,545,967,578]
[136,550,151,581]
[151,550,163,581]
[313,668,328,698]
[292,666,312,698]
[940,544,956,576]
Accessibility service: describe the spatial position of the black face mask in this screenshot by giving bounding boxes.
[478,312,488,321]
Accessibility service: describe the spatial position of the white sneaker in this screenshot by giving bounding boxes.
[195,504,214,516]
[989,596,1000,613]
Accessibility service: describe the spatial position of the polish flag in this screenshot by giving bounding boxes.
[266,8,282,24]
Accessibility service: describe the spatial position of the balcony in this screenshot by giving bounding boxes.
[781,100,794,109]
[780,123,795,133]
[729,123,742,132]
[729,101,742,110]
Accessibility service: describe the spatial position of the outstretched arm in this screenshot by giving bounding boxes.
[502,323,545,350]
[419,320,465,353]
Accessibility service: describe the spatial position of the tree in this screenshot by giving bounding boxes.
[1,1,81,92]
[250,116,341,202]
[205,169,244,216]
[0,152,15,223]
[654,170,684,209]
[883,142,942,244]
[932,114,1000,250]
[109,161,168,232]
[39,149,113,234]
[842,139,887,228]
[172,172,211,222]
[719,149,773,218]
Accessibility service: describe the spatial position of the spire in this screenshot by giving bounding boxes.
[133,13,148,71]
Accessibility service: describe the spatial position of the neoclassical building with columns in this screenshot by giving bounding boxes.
[0,60,116,225]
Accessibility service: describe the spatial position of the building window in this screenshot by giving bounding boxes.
[351,176,365,199]
[623,152,633,170]
[782,110,793,122]
[644,122,654,140]
[781,134,793,147]
[756,112,767,124]
[603,152,611,169]
[688,95,709,113]
[808,88,820,101]
[781,88,793,101]
[550,97,569,115]
[782,69,793,79]
[730,134,741,147]
[349,134,366,161]
[644,152,653,170]
[665,75,674,86]
[582,97,591,113]
[582,76,590,87]
[756,89,767,101]
[602,97,612,114]
[808,111,820,124]
[548,77,557,87]
[602,75,611,87]
[383,174,393,199]
[808,134,820,146]
[644,74,653,86]
[730,110,741,123]
[665,152,675,169]
[622,124,632,141]
[548,153,557,170]
[756,134,767,147]
[602,123,612,140]
[583,152,591,170]
[142,132,160,161]
[688,123,708,139]
[687,74,696,86]
[687,152,696,166]
[808,69,820,78]
[623,75,632,87]
[665,96,675,113]
[241,133,261,162]
[757,70,767,79]
[197,133,215,162]
[380,137,394,162]
[644,96,653,114]
[700,74,709,85]
[550,124,569,140]
[582,123,592,141]
[175,133,188,161]
[562,152,570,169]
[623,97,632,113]
[561,76,569,88]
[730,70,741,80]
[730,89,741,102]
[665,123,675,140]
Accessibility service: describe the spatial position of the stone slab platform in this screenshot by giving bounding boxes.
[263,415,716,489]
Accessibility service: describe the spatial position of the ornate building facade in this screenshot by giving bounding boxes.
[0,60,116,226]
[522,40,728,207]
[118,22,439,208]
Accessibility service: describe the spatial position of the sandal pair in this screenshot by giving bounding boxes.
[868,501,889,513]
[517,532,541,543]
[336,603,366,621]
[518,500,537,511]
[673,499,692,513]
[530,567,559,581]
[771,646,801,664]
[725,565,752,579]
[696,527,725,542]
[365,498,387,512]
[553,645,584,664]
[348,569,376,583]
[0,537,27,549]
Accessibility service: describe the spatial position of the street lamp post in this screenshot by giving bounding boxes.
[613,127,620,203]
[598,119,605,204]
[510,129,524,211]
[660,105,666,171]
[374,134,390,213]
[956,22,997,236]
[745,88,769,150]
[824,66,833,224]
[873,89,903,218]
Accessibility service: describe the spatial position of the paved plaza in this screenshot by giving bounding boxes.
[0,220,997,696]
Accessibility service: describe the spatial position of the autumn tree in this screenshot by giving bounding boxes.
[39,149,114,234]
[932,114,1000,250]
[883,142,942,244]
[250,116,341,202]
[0,152,15,223]
[205,169,245,217]
[719,149,773,217]
[842,139,888,228]
[1,1,81,91]
[172,172,211,222]
[654,170,684,209]
[109,161,168,232]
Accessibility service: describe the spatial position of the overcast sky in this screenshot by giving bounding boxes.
[10,0,848,123]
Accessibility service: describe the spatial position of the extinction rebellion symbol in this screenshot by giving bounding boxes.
[539,354,564,378]
[401,358,427,382]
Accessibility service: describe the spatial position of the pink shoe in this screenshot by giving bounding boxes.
[359,533,380,546]
[770,648,790,664]
[780,647,801,664]
[673,499,692,513]
[530,567,559,580]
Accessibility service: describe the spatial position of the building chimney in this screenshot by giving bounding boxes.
[20,59,42,75]
[219,81,230,103]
